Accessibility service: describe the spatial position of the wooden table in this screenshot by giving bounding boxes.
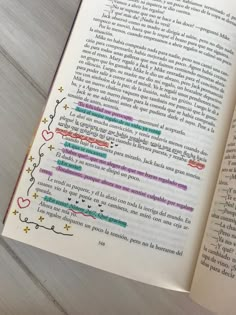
[0,1,212,314]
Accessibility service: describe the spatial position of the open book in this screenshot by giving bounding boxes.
[2,0,236,313]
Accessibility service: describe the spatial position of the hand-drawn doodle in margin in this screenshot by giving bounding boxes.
[27,143,46,196]
[48,97,66,131]
[17,197,31,209]
[42,130,54,142]
[19,213,73,237]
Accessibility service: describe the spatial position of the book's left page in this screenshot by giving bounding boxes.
[3,0,236,291]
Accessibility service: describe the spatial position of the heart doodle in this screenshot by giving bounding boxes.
[17,197,31,209]
[42,130,54,142]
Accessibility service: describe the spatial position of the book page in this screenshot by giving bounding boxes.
[191,108,236,314]
[3,0,236,291]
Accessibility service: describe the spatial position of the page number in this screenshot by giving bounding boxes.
[98,241,106,246]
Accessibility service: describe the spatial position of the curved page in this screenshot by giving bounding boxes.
[191,108,236,314]
[3,0,236,291]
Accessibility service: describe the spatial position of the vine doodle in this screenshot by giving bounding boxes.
[19,213,73,237]
[48,97,66,131]
[27,143,46,196]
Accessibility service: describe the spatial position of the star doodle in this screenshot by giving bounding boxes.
[28,156,35,162]
[12,210,19,216]
[58,86,64,93]
[38,216,45,222]
[32,192,39,199]
[26,167,32,174]
[24,227,30,234]
[64,224,71,231]
[63,104,69,110]
[48,145,55,151]
[42,118,48,124]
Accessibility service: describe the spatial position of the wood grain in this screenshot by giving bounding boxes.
[0,239,65,315]
[0,1,213,314]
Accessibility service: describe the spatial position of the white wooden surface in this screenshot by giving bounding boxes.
[0,1,213,314]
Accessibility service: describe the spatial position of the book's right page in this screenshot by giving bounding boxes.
[191,107,236,314]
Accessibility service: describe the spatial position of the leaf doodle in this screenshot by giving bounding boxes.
[19,213,73,236]
[48,97,66,131]
[27,143,46,196]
